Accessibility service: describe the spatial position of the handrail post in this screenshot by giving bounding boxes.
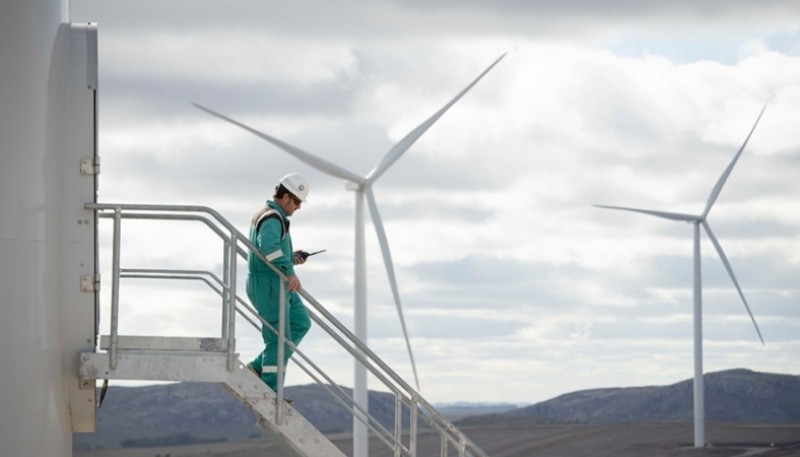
[226,232,237,371]
[109,208,122,370]
[440,435,448,457]
[221,240,231,338]
[410,395,419,457]
[394,395,402,457]
[276,278,286,425]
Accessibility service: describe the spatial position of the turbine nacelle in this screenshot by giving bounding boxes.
[345,181,364,192]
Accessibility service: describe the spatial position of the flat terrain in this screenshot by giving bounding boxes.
[75,423,800,457]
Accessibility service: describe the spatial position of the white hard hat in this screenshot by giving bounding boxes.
[279,173,309,202]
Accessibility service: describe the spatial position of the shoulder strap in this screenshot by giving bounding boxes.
[251,206,288,240]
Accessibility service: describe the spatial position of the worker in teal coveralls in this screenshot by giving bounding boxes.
[247,173,312,392]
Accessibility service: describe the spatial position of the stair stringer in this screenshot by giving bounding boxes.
[222,367,347,457]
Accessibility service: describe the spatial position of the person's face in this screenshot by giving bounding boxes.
[277,193,302,216]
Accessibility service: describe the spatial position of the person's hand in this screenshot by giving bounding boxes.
[287,274,301,291]
[293,250,308,265]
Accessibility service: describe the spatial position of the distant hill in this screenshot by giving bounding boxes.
[434,402,521,421]
[74,368,799,450]
[458,369,800,427]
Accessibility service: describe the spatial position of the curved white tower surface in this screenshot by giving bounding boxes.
[0,1,98,456]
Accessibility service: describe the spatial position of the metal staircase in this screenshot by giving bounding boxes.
[78,203,488,457]
[80,336,346,456]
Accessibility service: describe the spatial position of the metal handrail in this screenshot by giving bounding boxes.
[119,269,261,330]
[123,267,415,453]
[88,202,488,457]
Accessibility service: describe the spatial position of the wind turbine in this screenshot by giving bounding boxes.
[594,105,767,448]
[195,53,504,457]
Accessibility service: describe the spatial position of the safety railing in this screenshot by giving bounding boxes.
[88,202,488,457]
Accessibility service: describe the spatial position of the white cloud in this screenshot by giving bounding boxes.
[103,31,359,85]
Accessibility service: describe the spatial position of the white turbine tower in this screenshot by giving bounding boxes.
[196,53,504,457]
[595,105,767,448]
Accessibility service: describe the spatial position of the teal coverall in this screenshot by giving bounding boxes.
[247,200,311,392]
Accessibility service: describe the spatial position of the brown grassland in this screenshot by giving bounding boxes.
[75,423,800,457]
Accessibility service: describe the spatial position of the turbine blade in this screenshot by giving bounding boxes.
[702,221,765,345]
[193,103,365,184]
[366,53,506,184]
[593,204,700,222]
[703,104,767,217]
[364,186,421,391]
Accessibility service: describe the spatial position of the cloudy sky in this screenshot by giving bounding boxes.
[70,0,800,404]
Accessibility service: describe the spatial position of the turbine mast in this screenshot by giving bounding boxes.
[353,187,369,457]
[692,221,705,447]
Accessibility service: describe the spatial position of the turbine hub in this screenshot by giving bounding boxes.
[345,181,362,191]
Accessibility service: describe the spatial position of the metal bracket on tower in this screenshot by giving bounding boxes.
[80,156,100,175]
[80,273,100,292]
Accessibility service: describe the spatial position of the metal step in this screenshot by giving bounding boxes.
[98,335,229,352]
[79,347,346,457]
[222,376,347,457]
